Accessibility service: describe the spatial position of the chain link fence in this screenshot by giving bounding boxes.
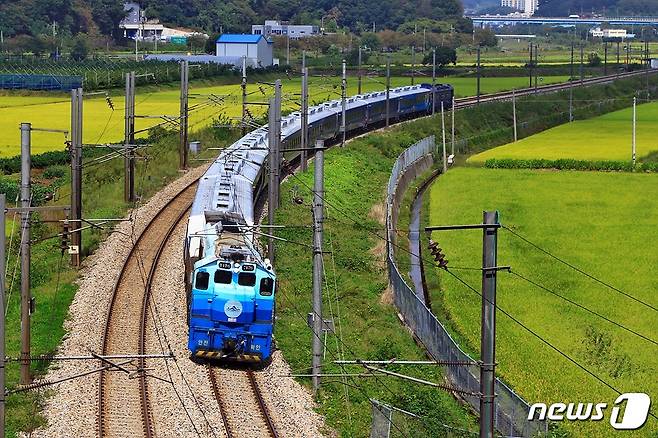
[384,136,548,437]
[0,73,82,91]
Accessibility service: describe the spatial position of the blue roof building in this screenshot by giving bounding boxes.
[216,34,273,67]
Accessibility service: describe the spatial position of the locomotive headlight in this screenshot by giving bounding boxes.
[233,262,240,273]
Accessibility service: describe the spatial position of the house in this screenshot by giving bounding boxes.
[215,34,273,67]
[252,20,319,39]
[119,2,207,42]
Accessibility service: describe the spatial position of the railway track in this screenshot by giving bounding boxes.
[207,366,279,438]
[455,68,655,108]
[97,181,198,438]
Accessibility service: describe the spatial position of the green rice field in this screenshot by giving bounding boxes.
[0,75,568,157]
[427,167,658,437]
[469,100,658,163]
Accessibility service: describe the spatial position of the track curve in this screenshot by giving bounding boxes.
[97,181,198,438]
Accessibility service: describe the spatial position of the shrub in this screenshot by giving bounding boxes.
[482,158,654,173]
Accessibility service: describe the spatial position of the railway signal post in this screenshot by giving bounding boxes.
[124,71,136,202]
[311,139,325,396]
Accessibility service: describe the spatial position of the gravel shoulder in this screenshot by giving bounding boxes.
[30,166,328,437]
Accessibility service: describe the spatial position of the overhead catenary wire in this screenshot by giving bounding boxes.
[508,269,658,347]
[443,267,658,422]
[502,225,658,313]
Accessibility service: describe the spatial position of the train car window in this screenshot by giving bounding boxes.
[195,272,210,290]
[238,272,256,287]
[259,278,274,296]
[214,269,232,284]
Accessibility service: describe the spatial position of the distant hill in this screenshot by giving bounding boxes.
[0,0,465,39]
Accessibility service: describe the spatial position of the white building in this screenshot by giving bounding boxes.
[500,0,537,16]
[216,34,273,67]
[589,28,631,39]
[252,20,319,39]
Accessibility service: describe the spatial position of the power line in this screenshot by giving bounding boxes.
[502,225,658,313]
[443,268,658,422]
[508,269,658,347]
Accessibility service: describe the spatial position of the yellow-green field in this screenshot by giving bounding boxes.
[469,101,658,163]
[429,167,658,437]
[0,75,568,157]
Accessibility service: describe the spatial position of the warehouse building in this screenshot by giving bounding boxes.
[215,34,273,67]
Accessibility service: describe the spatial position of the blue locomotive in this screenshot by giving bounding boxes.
[185,82,453,365]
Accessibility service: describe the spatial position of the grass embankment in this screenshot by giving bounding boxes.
[273,126,476,437]
[2,124,237,437]
[272,74,656,436]
[426,168,658,437]
[0,74,570,157]
[469,100,658,163]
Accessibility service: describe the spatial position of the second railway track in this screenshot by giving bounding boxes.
[97,181,198,438]
[208,366,279,438]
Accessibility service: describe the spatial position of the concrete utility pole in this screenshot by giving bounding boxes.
[528,42,533,88]
[311,139,324,396]
[476,46,481,103]
[0,193,5,438]
[267,80,282,262]
[286,35,290,65]
[604,42,608,75]
[241,56,247,136]
[301,67,309,172]
[179,60,189,170]
[441,102,447,173]
[124,71,136,202]
[451,96,455,156]
[386,55,391,128]
[357,47,362,95]
[19,123,31,385]
[570,43,574,122]
[431,49,436,116]
[341,59,347,147]
[411,45,415,85]
[512,91,517,142]
[632,97,637,167]
[580,44,584,84]
[70,88,83,267]
[617,41,621,69]
[480,210,499,438]
[534,43,539,91]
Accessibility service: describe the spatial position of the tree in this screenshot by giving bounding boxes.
[71,36,89,61]
[422,46,457,66]
[360,33,380,51]
[474,28,498,47]
[588,52,602,66]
